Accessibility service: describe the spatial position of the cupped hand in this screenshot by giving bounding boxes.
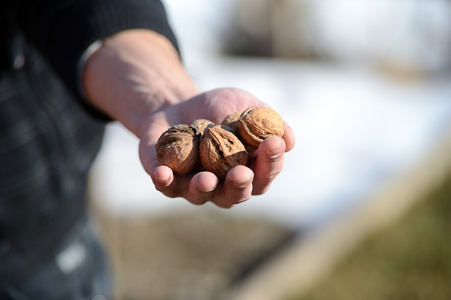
[138,87,295,208]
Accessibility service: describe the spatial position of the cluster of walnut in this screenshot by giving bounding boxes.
[156,107,284,179]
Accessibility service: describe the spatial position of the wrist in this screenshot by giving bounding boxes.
[82,29,198,135]
[77,40,103,100]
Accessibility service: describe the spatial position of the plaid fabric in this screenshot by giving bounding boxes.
[1,214,112,299]
[0,40,105,285]
[0,0,178,288]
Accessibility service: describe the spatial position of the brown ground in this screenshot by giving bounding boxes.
[92,208,293,300]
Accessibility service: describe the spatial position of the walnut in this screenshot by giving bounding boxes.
[155,107,283,177]
[199,125,248,179]
[237,107,285,153]
[190,119,214,171]
[156,124,200,174]
[191,119,215,138]
[220,112,241,132]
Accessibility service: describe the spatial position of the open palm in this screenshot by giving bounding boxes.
[139,88,295,208]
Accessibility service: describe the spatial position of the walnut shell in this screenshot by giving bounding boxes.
[191,119,214,138]
[190,119,214,171]
[156,124,200,174]
[237,107,284,153]
[200,125,248,179]
[221,112,241,132]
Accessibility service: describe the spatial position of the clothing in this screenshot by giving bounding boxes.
[3,0,179,100]
[0,38,105,289]
[1,213,112,300]
[0,0,178,296]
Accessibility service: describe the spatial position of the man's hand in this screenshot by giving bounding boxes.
[138,88,295,208]
[83,29,295,208]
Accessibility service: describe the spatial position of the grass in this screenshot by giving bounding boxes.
[291,171,451,300]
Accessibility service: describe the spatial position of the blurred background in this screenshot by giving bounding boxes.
[87,1,451,299]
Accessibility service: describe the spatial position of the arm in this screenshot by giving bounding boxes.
[83,29,295,208]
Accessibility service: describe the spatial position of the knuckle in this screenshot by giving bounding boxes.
[267,169,282,182]
[266,153,283,164]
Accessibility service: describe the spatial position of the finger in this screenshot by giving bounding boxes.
[251,136,285,195]
[150,165,184,198]
[283,122,296,152]
[212,165,254,208]
[188,171,219,205]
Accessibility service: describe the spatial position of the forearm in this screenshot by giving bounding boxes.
[82,29,294,208]
[82,29,198,136]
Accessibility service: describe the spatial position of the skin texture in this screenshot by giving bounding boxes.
[83,29,295,208]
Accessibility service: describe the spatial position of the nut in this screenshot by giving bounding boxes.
[200,125,248,179]
[221,112,241,132]
[191,119,214,138]
[156,124,200,174]
[237,107,284,152]
[191,119,215,171]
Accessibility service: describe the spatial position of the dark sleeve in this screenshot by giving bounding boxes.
[12,0,179,101]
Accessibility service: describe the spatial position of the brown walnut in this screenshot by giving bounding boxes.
[191,119,214,138]
[190,119,214,171]
[156,124,200,174]
[199,125,248,179]
[237,107,285,153]
[220,112,241,132]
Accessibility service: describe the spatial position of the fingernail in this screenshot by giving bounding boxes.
[154,172,169,182]
[234,179,252,189]
[237,197,251,204]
